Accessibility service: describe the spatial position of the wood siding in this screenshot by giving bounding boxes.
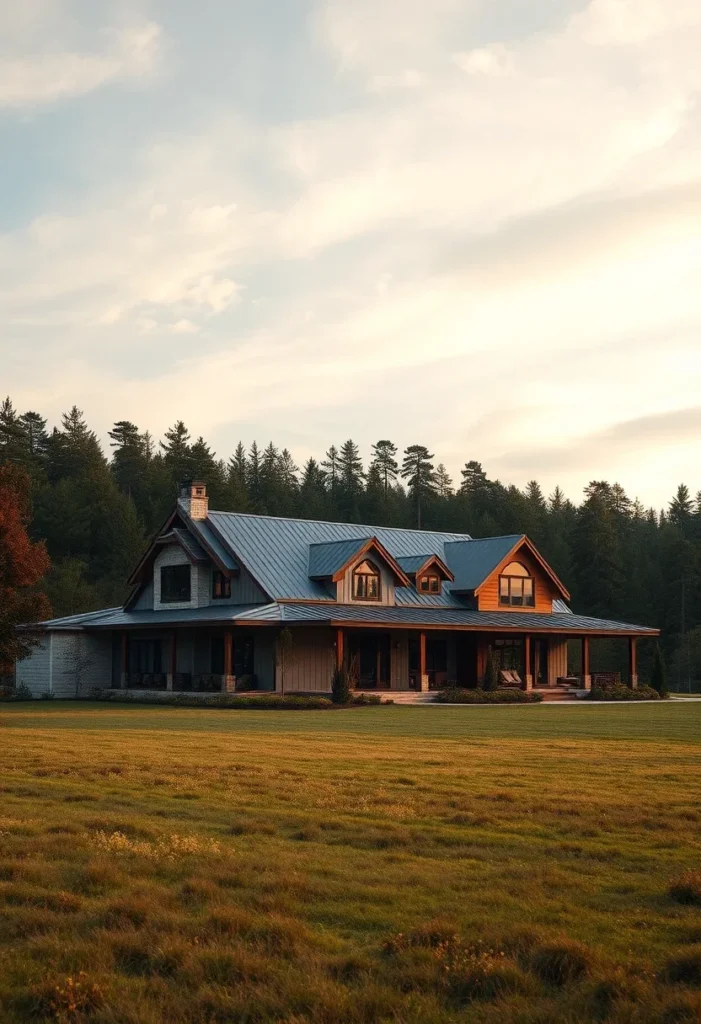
[279,627,336,693]
[390,631,409,689]
[477,547,559,613]
[547,638,568,684]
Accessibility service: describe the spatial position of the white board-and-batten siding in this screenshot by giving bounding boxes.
[16,632,113,697]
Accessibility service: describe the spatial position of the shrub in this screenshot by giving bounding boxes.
[651,643,669,697]
[482,649,500,692]
[661,948,701,986]
[0,683,33,702]
[331,666,352,705]
[437,687,542,704]
[669,872,701,907]
[529,939,593,986]
[589,683,661,701]
[39,691,55,700]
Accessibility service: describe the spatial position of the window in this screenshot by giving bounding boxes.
[161,564,191,603]
[212,571,231,600]
[353,560,381,601]
[419,574,441,594]
[498,562,535,607]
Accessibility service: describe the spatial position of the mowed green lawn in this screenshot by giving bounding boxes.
[1,703,701,1024]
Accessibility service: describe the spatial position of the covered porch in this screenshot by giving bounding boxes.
[334,627,644,693]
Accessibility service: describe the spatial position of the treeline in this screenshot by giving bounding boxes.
[1,397,699,686]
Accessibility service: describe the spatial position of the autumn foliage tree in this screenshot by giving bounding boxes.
[0,465,51,669]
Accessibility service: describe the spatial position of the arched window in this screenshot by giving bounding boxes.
[499,561,535,607]
[353,560,381,601]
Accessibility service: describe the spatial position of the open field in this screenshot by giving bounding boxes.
[1,702,700,1023]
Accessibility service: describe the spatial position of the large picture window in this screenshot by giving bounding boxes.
[353,560,381,601]
[498,562,535,607]
[161,564,191,603]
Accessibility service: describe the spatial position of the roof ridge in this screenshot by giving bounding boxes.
[207,508,472,539]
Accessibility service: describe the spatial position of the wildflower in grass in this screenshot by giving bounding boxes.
[91,830,221,860]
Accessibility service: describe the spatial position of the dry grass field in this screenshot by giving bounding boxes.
[1,701,700,1023]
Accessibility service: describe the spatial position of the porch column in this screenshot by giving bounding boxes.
[120,632,128,689]
[167,631,177,690]
[523,635,533,691]
[222,630,235,693]
[581,636,591,690]
[419,631,428,692]
[628,637,638,689]
[335,628,344,673]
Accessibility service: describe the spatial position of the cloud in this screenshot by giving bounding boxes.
[0,21,161,109]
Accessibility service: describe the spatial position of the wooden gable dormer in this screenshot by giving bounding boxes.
[474,537,569,613]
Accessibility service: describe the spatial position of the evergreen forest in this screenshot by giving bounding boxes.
[1,397,698,688]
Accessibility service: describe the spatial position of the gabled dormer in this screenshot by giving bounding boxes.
[396,554,454,597]
[445,535,569,613]
[308,537,412,606]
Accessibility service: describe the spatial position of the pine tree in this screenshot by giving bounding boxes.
[0,398,29,466]
[370,440,399,496]
[401,445,436,529]
[435,464,453,498]
[338,440,365,520]
[459,460,488,494]
[299,458,328,520]
[321,445,340,512]
[19,411,48,461]
[228,442,249,511]
[160,421,193,486]
[109,421,145,499]
[669,484,694,533]
[246,442,263,511]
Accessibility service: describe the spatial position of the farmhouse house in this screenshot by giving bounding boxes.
[16,482,658,698]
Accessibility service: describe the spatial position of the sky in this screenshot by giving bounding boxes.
[1,0,701,510]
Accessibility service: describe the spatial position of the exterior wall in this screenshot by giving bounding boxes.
[131,580,154,610]
[254,631,276,690]
[477,548,560,613]
[279,627,336,693]
[16,632,112,697]
[208,565,267,606]
[446,634,457,684]
[337,560,397,606]
[390,631,409,689]
[547,638,568,685]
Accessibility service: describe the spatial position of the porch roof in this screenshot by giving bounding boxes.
[34,602,658,637]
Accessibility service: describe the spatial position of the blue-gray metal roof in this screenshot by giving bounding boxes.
[33,601,657,635]
[172,528,208,564]
[552,598,573,614]
[396,554,431,574]
[308,537,371,578]
[206,512,474,603]
[444,535,523,591]
[188,518,239,573]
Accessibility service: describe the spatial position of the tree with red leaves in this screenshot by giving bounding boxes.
[0,464,51,669]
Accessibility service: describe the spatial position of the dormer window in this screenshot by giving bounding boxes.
[499,561,535,607]
[353,560,381,601]
[419,574,441,594]
[212,571,231,600]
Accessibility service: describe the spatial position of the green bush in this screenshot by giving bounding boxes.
[0,683,33,702]
[437,688,542,704]
[331,666,352,705]
[651,642,669,697]
[588,683,662,701]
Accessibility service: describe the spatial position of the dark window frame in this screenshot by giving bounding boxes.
[352,560,382,602]
[212,571,232,600]
[498,568,535,607]
[419,574,441,594]
[160,564,191,604]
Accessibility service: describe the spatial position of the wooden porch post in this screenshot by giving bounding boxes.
[419,631,428,692]
[581,636,591,690]
[524,635,533,691]
[336,628,344,673]
[121,632,129,689]
[628,637,638,689]
[167,631,177,690]
[223,630,235,693]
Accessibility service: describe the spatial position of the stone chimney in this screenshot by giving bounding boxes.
[178,480,209,520]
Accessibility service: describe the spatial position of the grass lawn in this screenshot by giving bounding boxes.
[1,702,701,1023]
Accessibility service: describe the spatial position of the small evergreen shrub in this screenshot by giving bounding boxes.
[39,691,55,700]
[437,688,542,704]
[651,643,669,696]
[482,649,500,692]
[331,666,352,705]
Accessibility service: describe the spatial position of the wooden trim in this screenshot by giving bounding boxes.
[326,620,658,637]
[629,636,638,688]
[414,555,455,583]
[224,631,233,677]
[419,631,428,692]
[330,537,412,587]
[473,536,571,602]
[336,628,344,672]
